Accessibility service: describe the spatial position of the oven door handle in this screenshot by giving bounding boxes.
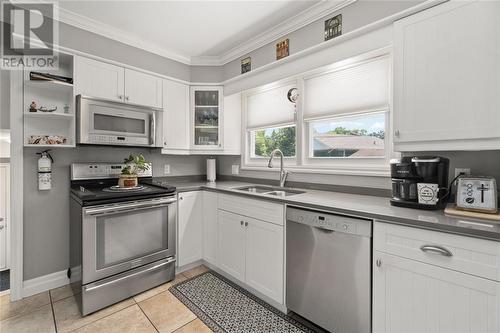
[84,198,176,216]
[83,257,176,293]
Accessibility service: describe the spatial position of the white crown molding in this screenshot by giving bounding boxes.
[48,0,356,66]
[217,0,356,65]
[190,56,223,66]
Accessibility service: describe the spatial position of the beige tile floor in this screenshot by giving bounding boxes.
[0,265,212,333]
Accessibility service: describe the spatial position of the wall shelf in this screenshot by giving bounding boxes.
[24,144,75,148]
[24,112,74,119]
[26,79,73,89]
[23,52,76,148]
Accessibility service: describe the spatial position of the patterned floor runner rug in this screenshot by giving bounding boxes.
[170,270,317,333]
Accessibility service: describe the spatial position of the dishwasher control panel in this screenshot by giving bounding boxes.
[286,206,372,237]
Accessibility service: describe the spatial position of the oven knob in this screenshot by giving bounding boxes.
[466,197,475,204]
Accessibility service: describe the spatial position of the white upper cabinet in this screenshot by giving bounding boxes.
[191,86,224,150]
[162,79,190,152]
[124,69,162,108]
[75,56,162,108]
[393,1,500,151]
[222,92,242,155]
[74,56,124,102]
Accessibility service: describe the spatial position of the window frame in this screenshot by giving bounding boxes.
[241,47,396,176]
[242,78,298,167]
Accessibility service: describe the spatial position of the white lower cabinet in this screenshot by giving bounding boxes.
[245,217,283,303]
[177,191,284,305]
[177,191,203,267]
[217,210,246,281]
[373,222,500,333]
[202,191,218,265]
[217,201,284,304]
[373,251,500,333]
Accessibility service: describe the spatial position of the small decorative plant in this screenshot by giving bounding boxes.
[118,154,149,188]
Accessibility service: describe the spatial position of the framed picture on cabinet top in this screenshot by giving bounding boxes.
[324,14,342,41]
[241,57,251,74]
[276,39,289,60]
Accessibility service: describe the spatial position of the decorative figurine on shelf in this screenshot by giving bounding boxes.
[29,101,37,112]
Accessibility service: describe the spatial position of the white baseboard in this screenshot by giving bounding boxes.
[176,259,204,274]
[23,270,69,298]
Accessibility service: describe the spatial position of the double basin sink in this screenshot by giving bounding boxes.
[233,185,305,198]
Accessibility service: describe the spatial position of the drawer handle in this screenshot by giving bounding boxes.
[420,245,453,257]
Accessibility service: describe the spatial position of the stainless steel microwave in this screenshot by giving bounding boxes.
[76,95,163,147]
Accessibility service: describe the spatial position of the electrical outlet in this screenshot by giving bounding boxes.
[454,168,471,178]
[164,164,171,175]
[231,164,240,175]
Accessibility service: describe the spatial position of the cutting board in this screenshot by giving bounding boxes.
[444,204,500,222]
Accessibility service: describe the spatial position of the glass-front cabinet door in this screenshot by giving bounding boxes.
[191,86,223,149]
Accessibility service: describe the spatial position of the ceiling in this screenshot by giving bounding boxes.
[56,0,348,65]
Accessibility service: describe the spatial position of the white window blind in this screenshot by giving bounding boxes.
[246,82,297,129]
[303,56,390,120]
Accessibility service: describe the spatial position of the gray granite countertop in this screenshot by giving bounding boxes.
[164,179,500,242]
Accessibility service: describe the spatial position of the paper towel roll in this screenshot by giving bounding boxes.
[207,158,216,182]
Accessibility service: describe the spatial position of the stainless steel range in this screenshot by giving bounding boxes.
[69,163,177,315]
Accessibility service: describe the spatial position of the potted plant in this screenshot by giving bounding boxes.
[118,154,149,188]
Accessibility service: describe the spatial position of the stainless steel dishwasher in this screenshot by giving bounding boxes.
[286,206,372,333]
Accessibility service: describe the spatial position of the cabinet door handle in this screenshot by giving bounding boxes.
[125,96,130,101]
[394,129,400,137]
[420,245,453,257]
[0,217,3,222]
[244,222,248,227]
[240,221,244,226]
[118,95,123,100]
[376,258,382,267]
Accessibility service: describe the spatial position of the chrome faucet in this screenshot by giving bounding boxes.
[268,149,290,187]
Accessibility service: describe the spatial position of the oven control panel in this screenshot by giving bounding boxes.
[71,163,152,180]
[89,134,150,146]
[286,206,372,237]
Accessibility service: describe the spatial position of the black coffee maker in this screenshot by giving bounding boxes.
[390,156,450,210]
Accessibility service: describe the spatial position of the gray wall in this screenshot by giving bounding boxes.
[217,155,391,189]
[406,151,500,183]
[222,0,424,81]
[23,146,207,280]
[191,66,224,83]
[218,151,500,191]
[57,20,191,82]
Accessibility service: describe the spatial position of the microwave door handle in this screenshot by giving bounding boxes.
[150,113,155,146]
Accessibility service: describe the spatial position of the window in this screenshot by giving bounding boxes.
[309,112,385,158]
[244,80,297,165]
[242,49,392,174]
[250,125,296,158]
